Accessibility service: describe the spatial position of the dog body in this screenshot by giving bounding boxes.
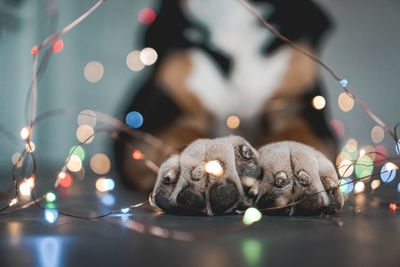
[115,0,337,192]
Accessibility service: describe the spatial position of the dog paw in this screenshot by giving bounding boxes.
[253,141,344,215]
[150,136,261,215]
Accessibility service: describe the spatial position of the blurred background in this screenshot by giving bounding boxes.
[0,0,399,185]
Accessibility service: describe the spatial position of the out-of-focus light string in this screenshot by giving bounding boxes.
[239,0,397,142]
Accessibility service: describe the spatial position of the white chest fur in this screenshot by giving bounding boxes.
[183,0,292,121]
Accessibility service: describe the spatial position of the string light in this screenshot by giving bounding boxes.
[126,50,145,71]
[354,181,365,193]
[339,79,349,88]
[140,47,158,65]
[69,145,86,161]
[9,198,18,207]
[90,153,111,175]
[355,155,373,179]
[20,127,31,140]
[338,159,354,177]
[204,160,224,177]
[138,8,156,24]
[125,111,143,128]
[339,178,354,194]
[380,162,397,183]
[243,207,262,225]
[44,209,58,223]
[46,192,57,203]
[311,95,326,110]
[84,61,104,83]
[338,92,354,112]
[121,207,130,214]
[25,141,36,153]
[371,125,384,144]
[19,177,35,197]
[389,203,397,212]
[95,177,115,192]
[58,172,73,188]
[76,124,95,144]
[52,39,64,53]
[66,155,82,172]
[371,179,381,190]
[31,45,38,55]
[132,149,144,160]
[226,115,240,129]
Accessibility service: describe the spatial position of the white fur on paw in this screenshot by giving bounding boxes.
[151,136,260,216]
[254,141,344,215]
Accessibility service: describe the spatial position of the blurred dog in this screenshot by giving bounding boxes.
[115,0,337,192]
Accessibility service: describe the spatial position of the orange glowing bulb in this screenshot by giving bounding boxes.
[389,203,397,211]
[132,150,144,160]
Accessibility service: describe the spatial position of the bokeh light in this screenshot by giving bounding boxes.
[125,111,143,128]
[25,141,35,153]
[226,115,240,129]
[371,125,384,144]
[243,207,262,225]
[68,145,86,161]
[389,203,397,212]
[311,95,326,110]
[84,61,104,83]
[354,181,365,193]
[20,127,31,140]
[371,179,381,190]
[204,160,224,177]
[52,39,64,53]
[242,239,262,266]
[95,177,115,192]
[58,172,73,188]
[380,162,397,183]
[132,149,144,160]
[359,145,375,161]
[46,192,56,203]
[90,153,111,175]
[338,159,354,177]
[396,140,400,155]
[76,124,95,144]
[339,178,354,194]
[11,152,23,168]
[66,155,82,172]
[31,45,38,55]
[77,109,97,127]
[9,198,18,207]
[121,207,130,214]
[374,145,388,167]
[19,178,34,197]
[126,50,145,71]
[138,8,156,24]
[355,155,374,179]
[397,182,400,193]
[338,92,354,112]
[140,47,158,65]
[44,209,58,223]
